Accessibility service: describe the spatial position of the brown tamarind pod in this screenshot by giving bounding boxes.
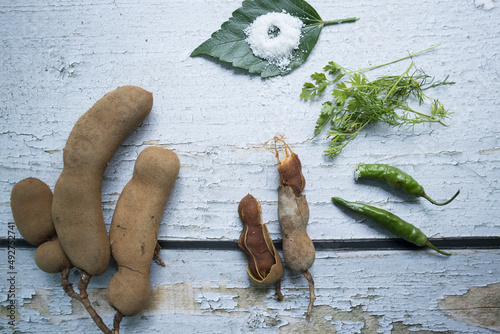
[238,194,284,299]
[11,177,56,246]
[35,237,73,273]
[107,146,180,317]
[277,149,305,197]
[271,135,316,321]
[53,86,153,277]
[277,185,315,273]
[11,177,73,273]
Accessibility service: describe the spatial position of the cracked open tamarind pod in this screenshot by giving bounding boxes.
[271,135,316,321]
[277,148,305,197]
[238,194,283,299]
[107,146,180,317]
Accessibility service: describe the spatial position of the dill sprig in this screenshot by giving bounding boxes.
[300,46,455,157]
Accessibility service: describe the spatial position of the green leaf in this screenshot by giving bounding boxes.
[313,101,335,136]
[191,0,356,78]
[300,83,317,100]
[332,88,347,104]
[319,101,335,116]
[310,72,327,84]
[323,61,343,75]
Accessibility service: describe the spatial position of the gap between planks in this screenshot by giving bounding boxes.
[3,237,500,251]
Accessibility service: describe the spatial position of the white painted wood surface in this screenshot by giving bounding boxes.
[2,249,500,333]
[1,0,499,333]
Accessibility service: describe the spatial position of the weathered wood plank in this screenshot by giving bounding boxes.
[1,0,499,242]
[1,0,499,332]
[1,248,499,333]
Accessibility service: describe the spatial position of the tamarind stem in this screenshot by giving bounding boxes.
[275,281,284,301]
[153,242,166,267]
[61,267,78,298]
[113,311,124,334]
[61,267,112,334]
[303,270,316,322]
[78,271,111,334]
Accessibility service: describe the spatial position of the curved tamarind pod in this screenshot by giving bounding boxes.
[53,86,153,277]
[107,146,180,317]
[273,137,315,272]
[238,194,283,298]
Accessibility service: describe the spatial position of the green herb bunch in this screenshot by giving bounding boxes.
[301,46,455,157]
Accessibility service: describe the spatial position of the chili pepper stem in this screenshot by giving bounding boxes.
[322,17,359,27]
[426,240,452,256]
[303,270,316,322]
[422,189,460,206]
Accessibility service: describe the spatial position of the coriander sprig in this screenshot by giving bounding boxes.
[301,46,455,157]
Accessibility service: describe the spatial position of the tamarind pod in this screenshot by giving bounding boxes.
[53,86,153,277]
[278,185,316,320]
[277,185,315,273]
[238,194,283,287]
[34,237,73,273]
[268,135,316,319]
[271,136,316,320]
[107,146,180,316]
[11,177,55,246]
[11,178,73,273]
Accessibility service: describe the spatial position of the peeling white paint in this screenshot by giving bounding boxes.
[1,0,500,333]
[1,249,499,333]
[195,291,239,312]
[1,0,499,242]
[474,0,497,10]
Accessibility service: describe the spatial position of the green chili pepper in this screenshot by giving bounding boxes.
[355,164,460,206]
[332,197,451,256]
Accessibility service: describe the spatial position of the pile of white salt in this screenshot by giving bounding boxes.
[244,12,304,69]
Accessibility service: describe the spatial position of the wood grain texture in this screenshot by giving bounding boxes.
[1,248,499,333]
[0,0,499,333]
[1,0,499,241]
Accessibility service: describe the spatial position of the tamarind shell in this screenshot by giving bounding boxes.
[278,185,315,273]
[238,194,283,286]
[277,152,305,197]
[107,269,151,317]
[245,224,284,286]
